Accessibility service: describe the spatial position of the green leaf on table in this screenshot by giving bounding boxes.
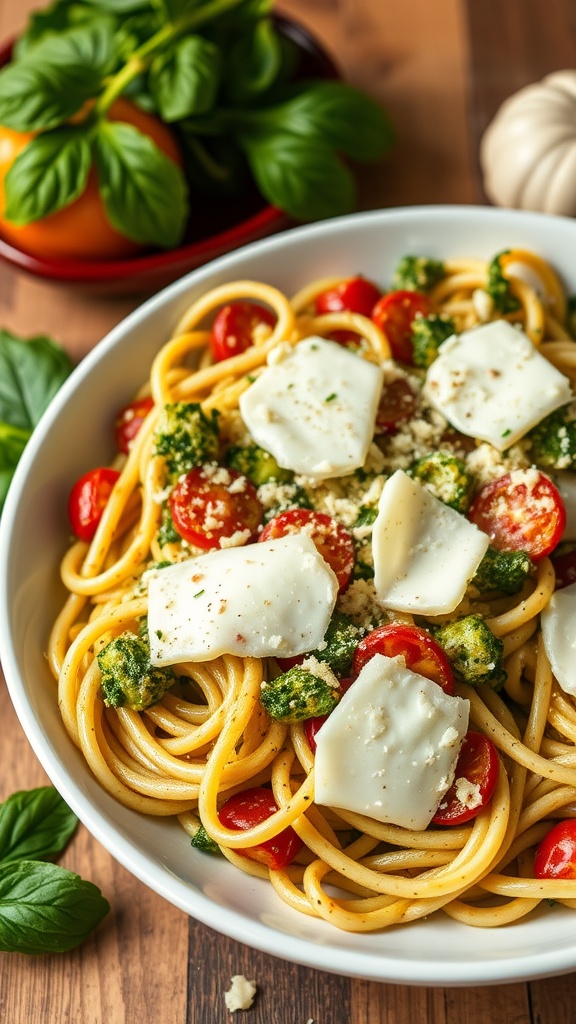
[0,860,110,954]
[0,21,116,131]
[149,35,220,122]
[4,126,92,225]
[0,331,74,433]
[94,119,189,248]
[0,424,29,510]
[226,18,282,102]
[240,131,356,220]
[0,788,78,865]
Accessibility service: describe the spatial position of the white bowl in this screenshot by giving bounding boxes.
[3,205,576,987]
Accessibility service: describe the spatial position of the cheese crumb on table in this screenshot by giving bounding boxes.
[224,975,257,1012]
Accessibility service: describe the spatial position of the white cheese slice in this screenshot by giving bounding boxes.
[541,582,576,696]
[146,534,338,665]
[424,320,572,450]
[553,471,576,540]
[371,470,489,615]
[238,336,384,480]
[314,653,470,830]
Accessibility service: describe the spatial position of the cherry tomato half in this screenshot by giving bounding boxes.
[304,677,354,753]
[375,377,418,434]
[68,466,121,542]
[353,623,454,695]
[169,465,263,549]
[259,508,355,592]
[210,301,275,362]
[551,548,576,590]
[314,276,382,317]
[114,396,155,454]
[469,470,566,561]
[371,290,431,364]
[534,819,576,879]
[218,787,303,870]
[431,731,499,826]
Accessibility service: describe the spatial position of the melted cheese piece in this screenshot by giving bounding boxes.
[371,470,489,614]
[314,654,470,830]
[239,336,384,480]
[147,534,338,665]
[541,581,576,696]
[424,320,572,450]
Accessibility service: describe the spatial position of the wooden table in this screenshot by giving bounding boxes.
[1,0,576,1020]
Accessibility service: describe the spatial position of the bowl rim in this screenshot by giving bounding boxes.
[5,204,576,986]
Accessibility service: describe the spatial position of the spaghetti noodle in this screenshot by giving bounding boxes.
[48,248,576,932]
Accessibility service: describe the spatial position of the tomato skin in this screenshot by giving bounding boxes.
[218,787,303,869]
[468,470,566,561]
[0,99,182,261]
[353,623,454,695]
[314,276,382,317]
[259,508,355,592]
[375,377,417,433]
[534,819,576,879]
[114,396,155,454]
[210,302,275,362]
[304,677,354,752]
[169,465,262,549]
[68,466,120,542]
[371,290,431,363]
[431,731,499,826]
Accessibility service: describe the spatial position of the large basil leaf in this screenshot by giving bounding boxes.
[226,17,282,102]
[13,0,107,61]
[0,331,73,433]
[0,424,29,510]
[94,120,189,248]
[4,126,92,225]
[0,788,78,865]
[149,35,220,122]
[0,861,109,954]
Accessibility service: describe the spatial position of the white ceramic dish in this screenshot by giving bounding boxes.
[3,205,576,987]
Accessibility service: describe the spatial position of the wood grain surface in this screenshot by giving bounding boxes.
[1,0,576,1021]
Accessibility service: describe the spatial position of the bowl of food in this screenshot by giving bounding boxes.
[3,204,576,986]
[0,5,392,295]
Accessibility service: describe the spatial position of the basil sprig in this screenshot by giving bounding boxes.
[0,0,394,245]
[0,787,109,954]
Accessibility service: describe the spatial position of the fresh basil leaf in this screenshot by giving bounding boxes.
[0,788,78,865]
[0,330,73,432]
[94,120,189,248]
[0,423,29,511]
[4,126,92,225]
[247,81,394,162]
[0,22,116,131]
[226,18,281,102]
[13,0,105,61]
[158,0,202,20]
[81,0,149,12]
[0,860,109,954]
[113,9,163,64]
[149,35,220,122]
[240,132,356,220]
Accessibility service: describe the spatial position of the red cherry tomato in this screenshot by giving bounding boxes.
[371,290,431,363]
[468,470,566,561]
[551,549,576,590]
[432,731,499,826]
[314,276,382,317]
[114,396,155,454]
[218,787,302,870]
[68,466,120,542]
[353,623,454,695]
[375,377,417,433]
[534,819,576,879]
[210,301,275,362]
[169,465,263,549]
[259,508,355,592]
[304,677,354,753]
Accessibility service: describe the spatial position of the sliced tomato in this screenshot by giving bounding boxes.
[218,787,302,870]
[114,396,154,454]
[314,276,382,317]
[534,819,576,879]
[353,623,454,695]
[304,677,354,753]
[259,508,355,592]
[551,549,576,589]
[432,731,499,826]
[68,466,120,542]
[210,301,275,362]
[468,470,566,561]
[169,465,262,549]
[375,377,417,433]
[371,290,431,363]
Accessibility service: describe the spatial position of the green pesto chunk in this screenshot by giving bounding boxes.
[154,401,219,477]
[432,614,506,690]
[411,313,455,369]
[528,406,576,470]
[97,631,175,711]
[261,666,340,723]
[472,546,534,596]
[393,255,446,292]
[190,824,220,854]
[225,442,293,486]
[408,451,474,512]
[312,610,363,676]
[486,251,521,315]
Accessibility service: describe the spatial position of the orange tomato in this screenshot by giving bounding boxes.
[0,98,183,261]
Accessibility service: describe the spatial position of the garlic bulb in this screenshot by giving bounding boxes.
[480,70,576,216]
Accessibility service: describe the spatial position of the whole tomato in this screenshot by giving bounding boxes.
[0,98,182,261]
